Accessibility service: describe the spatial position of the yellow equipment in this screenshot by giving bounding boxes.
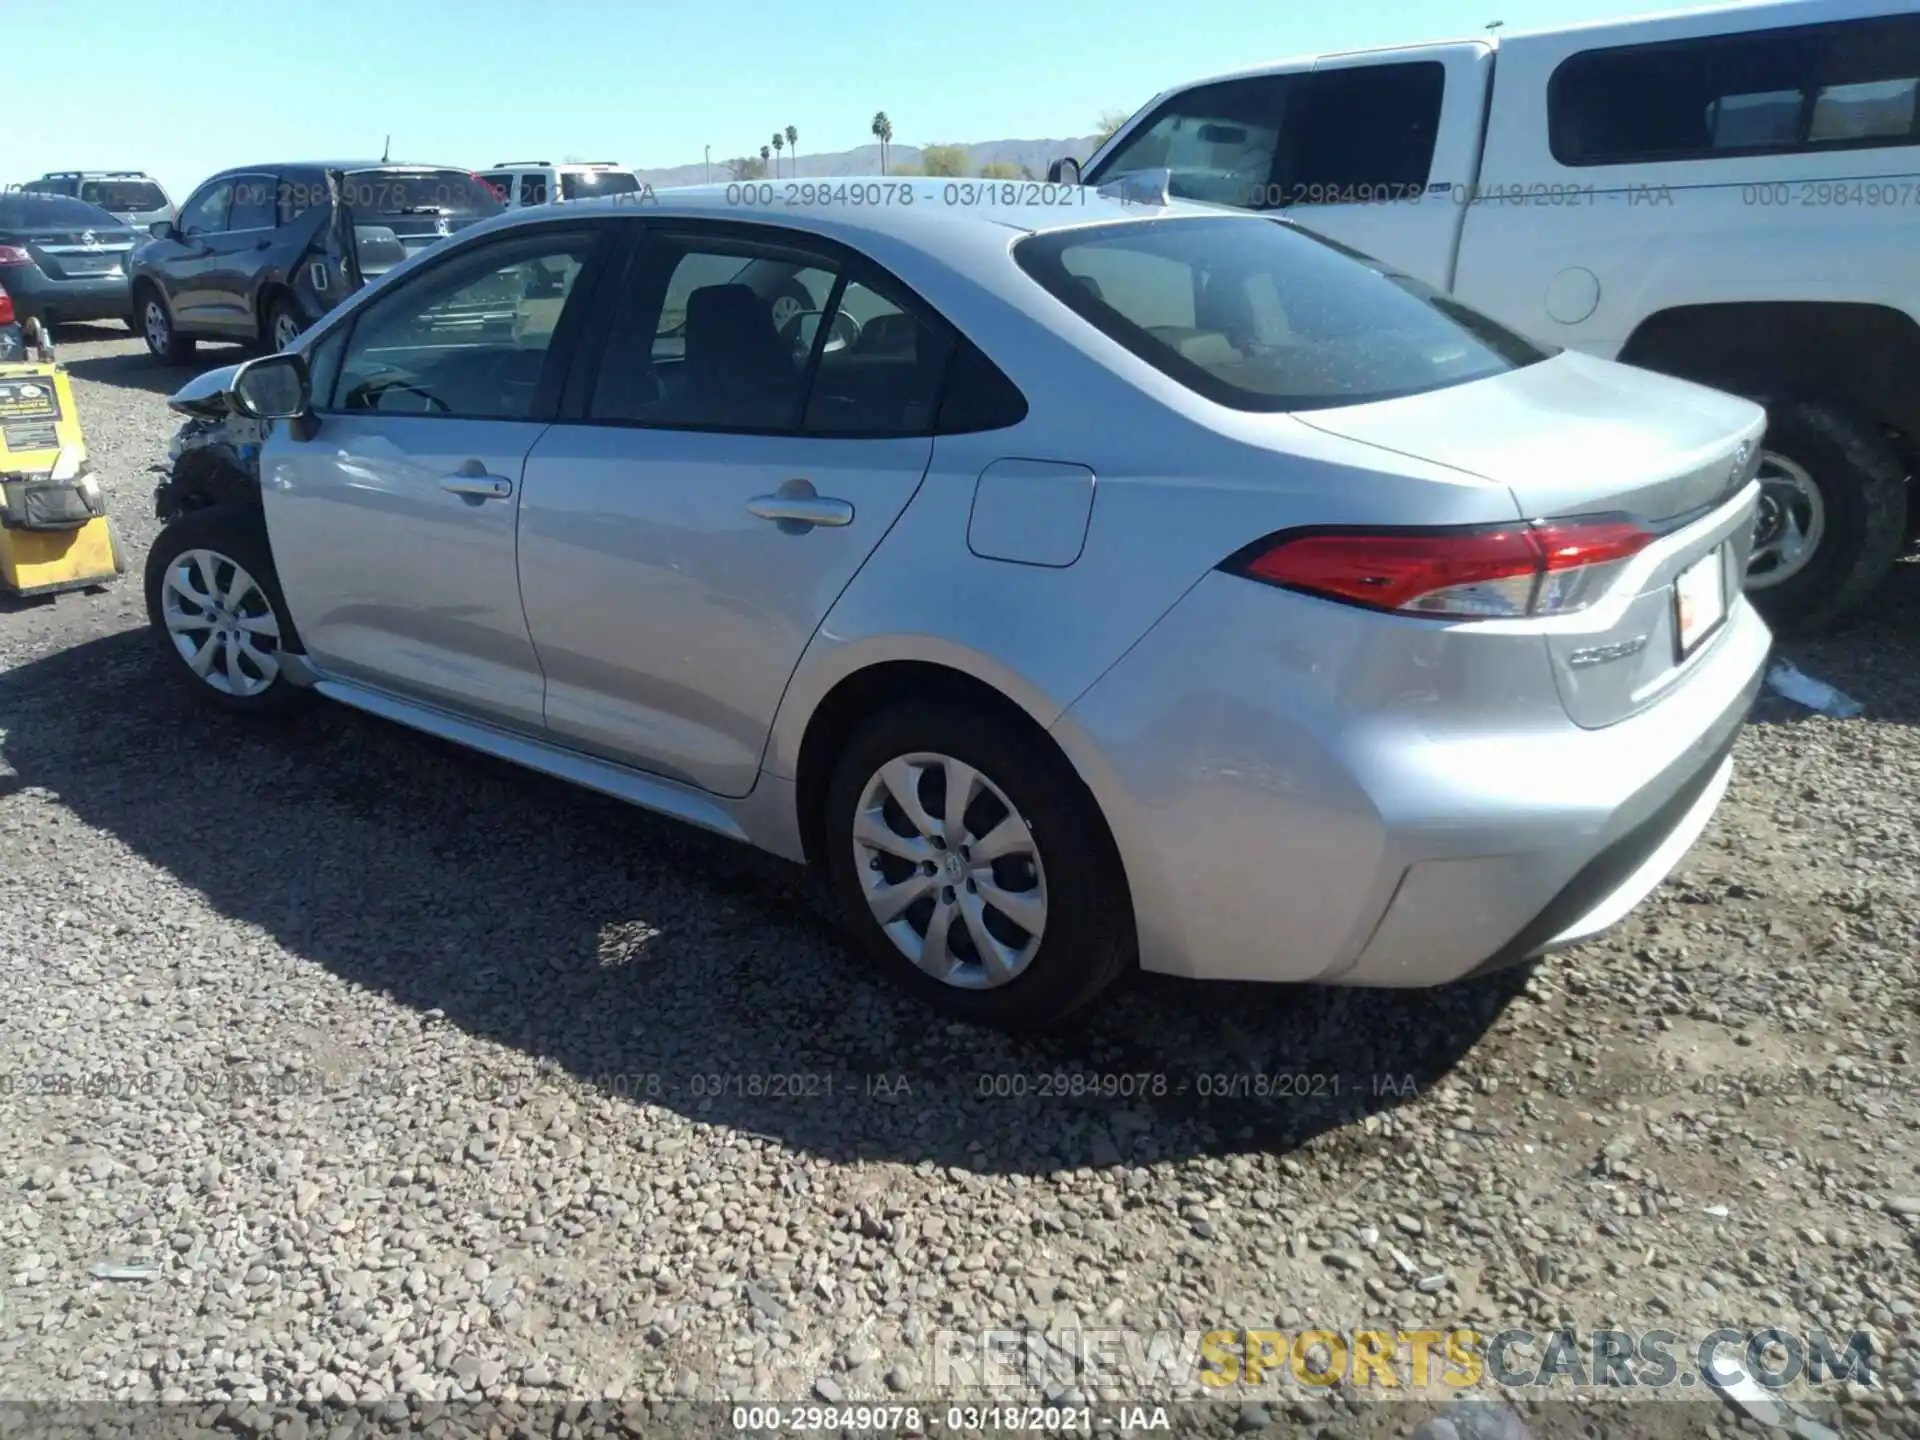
[0,304,125,598]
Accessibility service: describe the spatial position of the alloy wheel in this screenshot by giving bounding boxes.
[1747,450,1826,590]
[160,548,282,697]
[770,294,804,330]
[272,311,301,352]
[851,751,1047,989]
[143,298,170,355]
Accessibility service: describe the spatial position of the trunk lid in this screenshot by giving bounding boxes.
[22,227,137,280]
[1297,351,1768,729]
[1294,350,1764,524]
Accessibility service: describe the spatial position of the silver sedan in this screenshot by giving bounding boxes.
[144,179,1771,1027]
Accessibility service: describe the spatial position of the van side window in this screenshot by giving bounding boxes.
[1287,62,1447,201]
[1549,14,1920,165]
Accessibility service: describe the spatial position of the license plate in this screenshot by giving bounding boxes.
[1674,545,1728,657]
[63,256,121,275]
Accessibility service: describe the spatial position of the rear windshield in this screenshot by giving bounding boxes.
[79,179,168,211]
[0,194,121,229]
[340,169,504,218]
[560,170,641,200]
[1013,215,1548,412]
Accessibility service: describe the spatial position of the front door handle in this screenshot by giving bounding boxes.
[442,459,513,499]
[748,478,853,531]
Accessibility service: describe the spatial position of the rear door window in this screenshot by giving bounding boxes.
[800,276,956,436]
[519,174,550,206]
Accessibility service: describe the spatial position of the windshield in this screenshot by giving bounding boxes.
[80,179,168,212]
[560,170,640,199]
[0,194,123,230]
[341,169,504,217]
[1013,215,1549,412]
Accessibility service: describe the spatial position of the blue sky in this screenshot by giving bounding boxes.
[18,0,1694,200]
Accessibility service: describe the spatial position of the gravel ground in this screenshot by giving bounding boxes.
[3,325,1919,1436]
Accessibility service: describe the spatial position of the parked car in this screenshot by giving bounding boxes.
[1059,0,1919,633]
[20,171,174,230]
[129,162,504,363]
[0,192,138,326]
[143,182,1768,1027]
[477,161,646,208]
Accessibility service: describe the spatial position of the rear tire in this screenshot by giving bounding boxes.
[822,699,1135,1028]
[1745,401,1908,635]
[144,504,309,716]
[137,285,195,365]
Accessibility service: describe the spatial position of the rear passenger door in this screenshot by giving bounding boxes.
[515,223,956,797]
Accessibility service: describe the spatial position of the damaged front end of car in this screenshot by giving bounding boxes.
[155,362,268,523]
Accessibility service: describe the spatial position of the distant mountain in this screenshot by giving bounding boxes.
[634,137,1103,188]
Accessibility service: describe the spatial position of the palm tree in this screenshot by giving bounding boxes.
[785,125,798,177]
[759,143,771,171]
[871,111,893,175]
[771,132,785,176]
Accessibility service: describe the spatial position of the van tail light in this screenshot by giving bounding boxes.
[0,245,32,267]
[1226,517,1654,619]
[0,290,14,325]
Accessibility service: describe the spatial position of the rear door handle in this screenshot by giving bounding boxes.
[442,461,513,499]
[748,478,853,530]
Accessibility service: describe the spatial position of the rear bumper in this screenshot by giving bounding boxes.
[1051,568,1770,987]
[3,270,131,323]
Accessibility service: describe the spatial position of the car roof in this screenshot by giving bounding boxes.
[521,176,1232,239]
[209,161,471,177]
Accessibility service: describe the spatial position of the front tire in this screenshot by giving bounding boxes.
[144,505,308,715]
[265,296,303,353]
[823,699,1135,1028]
[1745,401,1908,635]
[137,286,195,365]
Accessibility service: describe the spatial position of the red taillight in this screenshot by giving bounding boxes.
[0,289,14,325]
[0,245,32,267]
[1232,517,1654,619]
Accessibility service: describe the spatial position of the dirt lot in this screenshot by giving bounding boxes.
[3,325,1918,1437]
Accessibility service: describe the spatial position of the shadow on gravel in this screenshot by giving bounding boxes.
[59,346,238,399]
[0,631,1526,1172]
[1749,555,1920,728]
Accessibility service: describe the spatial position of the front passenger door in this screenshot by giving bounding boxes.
[163,178,234,327]
[264,223,614,730]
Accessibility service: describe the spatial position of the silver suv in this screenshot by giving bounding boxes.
[21,172,174,230]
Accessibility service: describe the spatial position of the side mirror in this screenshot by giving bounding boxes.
[230,351,311,421]
[1046,157,1083,185]
[149,219,178,241]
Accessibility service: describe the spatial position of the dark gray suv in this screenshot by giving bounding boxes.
[129,162,503,363]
